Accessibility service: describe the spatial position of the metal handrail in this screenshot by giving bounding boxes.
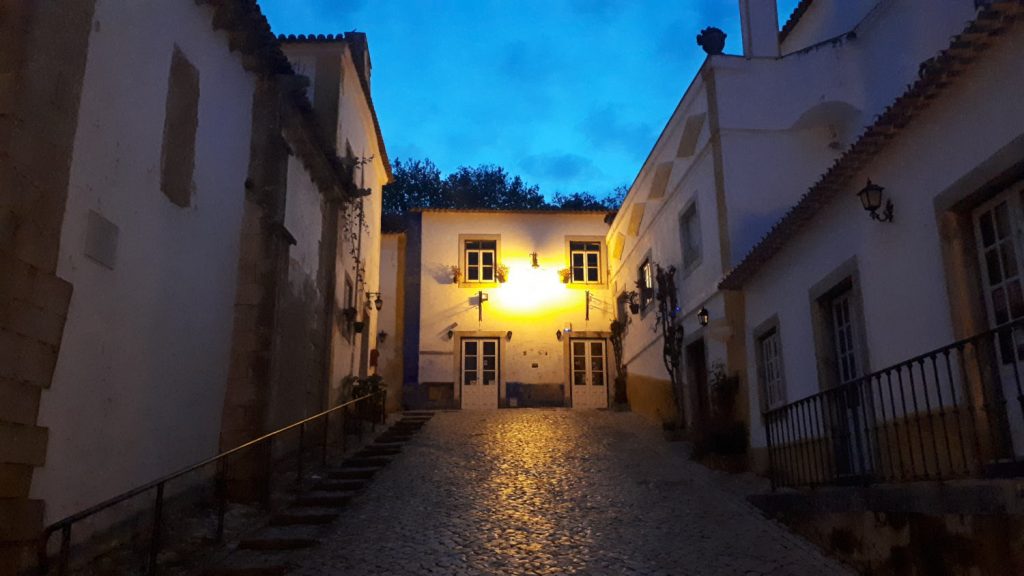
[38,388,387,575]
[763,318,1024,488]
[764,319,1024,419]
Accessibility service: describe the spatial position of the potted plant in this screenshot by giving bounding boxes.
[448,265,461,284]
[341,306,357,322]
[696,26,727,55]
[495,263,509,283]
[558,268,572,284]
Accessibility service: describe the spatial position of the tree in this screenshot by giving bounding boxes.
[550,186,628,211]
[381,158,445,215]
[383,157,628,214]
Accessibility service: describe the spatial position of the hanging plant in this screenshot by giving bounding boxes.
[342,306,357,322]
[495,263,509,283]
[448,265,461,284]
[557,268,572,284]
[353,320,365,333]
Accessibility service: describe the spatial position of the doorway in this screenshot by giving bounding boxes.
[570,339,608,409]
[686,339,709,428]
[461,338,499,409]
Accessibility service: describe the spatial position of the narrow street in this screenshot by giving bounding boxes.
[289,410,853,575]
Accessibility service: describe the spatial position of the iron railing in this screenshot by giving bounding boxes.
[764,321,1024,489]
[37,389,387,575]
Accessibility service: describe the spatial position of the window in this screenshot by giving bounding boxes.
[680,203,701,270]
[569,241,602,283]
[829,289,860,385]
[638,259,654,310]
[757,327,786,411]
[463,239,497,283]
[160,46,200,208]
[973,191,1024,363]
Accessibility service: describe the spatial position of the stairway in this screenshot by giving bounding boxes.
[204,412,434,576]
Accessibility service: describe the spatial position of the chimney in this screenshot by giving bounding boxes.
[739,0,780,58]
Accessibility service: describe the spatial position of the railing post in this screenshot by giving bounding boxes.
[147,483,164,576]
[215,458,227,543]
[322,411,330,467]
[296,422,305,488]
[764,413,776,491]
[381,389,388,425]
[262,438,274,509]
[58,525,71,576]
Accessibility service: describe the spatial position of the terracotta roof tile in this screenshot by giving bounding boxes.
[779,0,815,43]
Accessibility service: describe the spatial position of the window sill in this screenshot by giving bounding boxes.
[458,281,501,289]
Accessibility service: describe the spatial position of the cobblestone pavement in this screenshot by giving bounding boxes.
[290,410,854,575]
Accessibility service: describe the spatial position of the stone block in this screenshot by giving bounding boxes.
[0,421,48,466]
[0,464,32,499]
[0,380,40,426]
[0,498,42,541]
[0,330,57,388]
[0,300,66,347]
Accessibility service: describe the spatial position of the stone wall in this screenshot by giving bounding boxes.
[0,1,94,572]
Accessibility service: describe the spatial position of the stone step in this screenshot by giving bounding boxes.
[327,467,379,480]
[237,537,317,551]
[403,411,434,417]
[343,456,391,468]
[291,490,356,507]
[310,479,365,492]
[205,566,289,576]
[375,432,413,442]
[203,549,293,576]
[268,511,338,526]
[356,445,400,457]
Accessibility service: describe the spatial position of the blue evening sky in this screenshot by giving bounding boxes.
[259,1,802,199]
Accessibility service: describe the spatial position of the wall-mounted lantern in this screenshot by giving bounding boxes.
[857,179,894,223]
[366,291,383,311]
[506,331,513,341]
[697,306,710,327]
[530,252,539,268]
[447,329,455,340]
[377,331,388,344]
[555,330,563,341]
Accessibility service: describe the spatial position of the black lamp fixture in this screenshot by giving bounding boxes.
[697,306,710,327]
[857,179,894,223]
[506,331,513,341]
[555,330,563,341]
[366,291,383,311]
[530,252,539,268]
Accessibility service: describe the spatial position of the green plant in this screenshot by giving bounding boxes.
[495,263,509,283]
[448,264,461,283]
[350,374,384,400]
[557,267,571,283]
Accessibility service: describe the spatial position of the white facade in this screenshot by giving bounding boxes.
[407,211,615,409]
[31,1,255,522]
[605,0,983,430]
[741,20,1024,458]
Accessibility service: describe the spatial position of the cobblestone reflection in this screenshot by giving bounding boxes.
[290,410,853,576]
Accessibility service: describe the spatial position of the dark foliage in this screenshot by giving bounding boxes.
[383,157,626,214]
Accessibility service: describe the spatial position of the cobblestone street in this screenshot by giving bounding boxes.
[289,410,852,575]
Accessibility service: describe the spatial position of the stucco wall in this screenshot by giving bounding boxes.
[267,155,327,430]
[744,23,1024,450]
[416,212,614,406]
[378,233,405,411]
[31,0,255,523]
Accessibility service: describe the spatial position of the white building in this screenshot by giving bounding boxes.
[387,210,617,409]
[604,0,990,440]
[0,2,390,568]
[721,2,1024,482]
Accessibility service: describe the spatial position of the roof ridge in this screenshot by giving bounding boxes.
[720,1,1023,290]
[779,0,816,43]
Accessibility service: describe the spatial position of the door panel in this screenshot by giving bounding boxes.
[571,339,608,409]
[461,338,499,409]
[973,189,1024,457]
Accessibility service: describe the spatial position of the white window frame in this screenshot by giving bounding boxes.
[638,258,654,310]
[756,325,786,411]
[569,240,602,284]
[463,239,497,283]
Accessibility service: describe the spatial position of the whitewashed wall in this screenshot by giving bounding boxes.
[32,0,254,523]
[744,23,1024,449]
[418,212,613,402]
